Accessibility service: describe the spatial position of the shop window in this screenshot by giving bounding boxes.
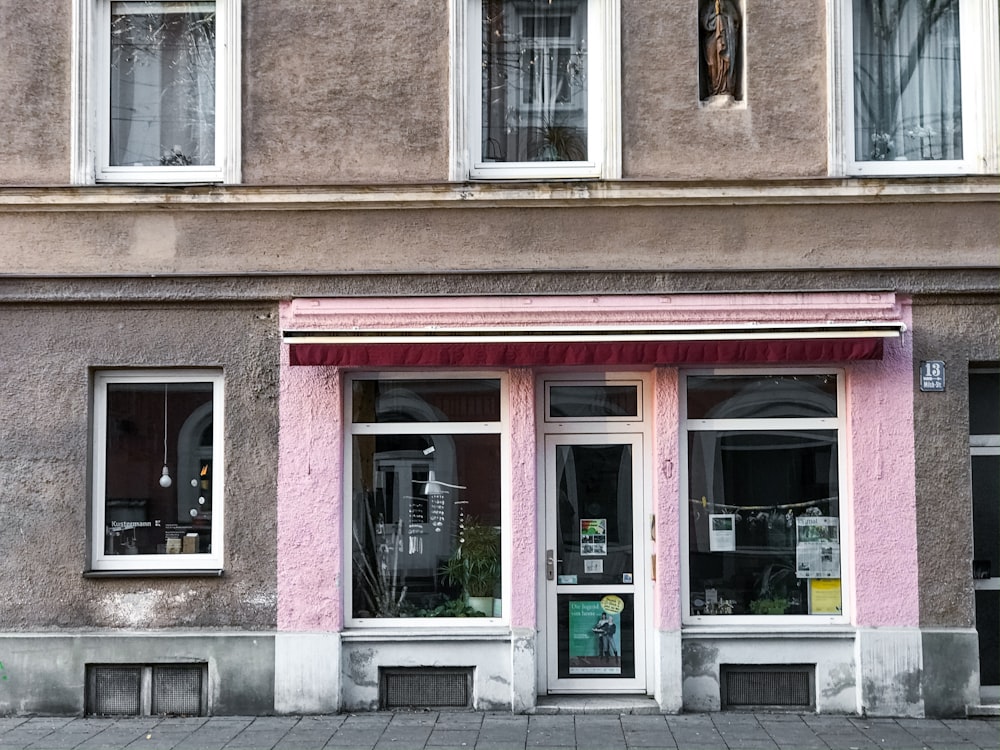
[452,0,621,180]
[830,0,999,176]
[683,373,846,622]
[91,370,224,572]
[73,0,241,184]
[348,376,506,622]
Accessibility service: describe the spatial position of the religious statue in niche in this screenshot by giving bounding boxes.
[700,0,742,102]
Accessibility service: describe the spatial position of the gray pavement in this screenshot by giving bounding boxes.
[0,713,995,750]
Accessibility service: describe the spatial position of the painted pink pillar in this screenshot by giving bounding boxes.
[277,304,344,631]
[849,299,918,627]
[509,369,537,629]
[654,367,683,631]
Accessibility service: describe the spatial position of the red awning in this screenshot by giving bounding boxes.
[286,333,891,367]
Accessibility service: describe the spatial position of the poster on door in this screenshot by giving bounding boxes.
[568,599,621,675]
[580,518,607,556]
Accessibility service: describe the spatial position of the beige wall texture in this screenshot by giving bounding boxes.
[0,304,280,629]
[0,196,996,276]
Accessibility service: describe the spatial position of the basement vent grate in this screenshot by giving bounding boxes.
[380,668,472,709]
[86,664,206,716]
[88,666,141,716]
[721,665,815,710]
[152,666,204,715]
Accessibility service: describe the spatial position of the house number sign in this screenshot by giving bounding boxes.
[919,360,946,392]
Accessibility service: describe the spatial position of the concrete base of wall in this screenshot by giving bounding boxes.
[920,628,980,718]
[0,628,983,717]
[681,630,858,714]
[0,632,275,716]
[274,632,341,714]
[340,633,519,711]
[654,630,683,713]
[857,628,924,717]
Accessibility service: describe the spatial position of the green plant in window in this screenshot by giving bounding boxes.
[418,599,488,618]
[750,597,789,615]
[442,521,501,600]
[528,122,586,162]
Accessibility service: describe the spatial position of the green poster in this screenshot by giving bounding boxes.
[568,599,622,675]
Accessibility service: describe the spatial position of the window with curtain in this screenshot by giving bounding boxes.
[110,2,217,168]
[835,0,999,175]
[73,0,240,184]
[852,0,962,163]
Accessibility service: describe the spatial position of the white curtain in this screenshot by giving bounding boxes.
[853,0,962,162]
[110,2,216,166]
[481,0,588,163]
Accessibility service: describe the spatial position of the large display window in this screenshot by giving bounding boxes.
[347,376,507,622]
[682,373,846,622]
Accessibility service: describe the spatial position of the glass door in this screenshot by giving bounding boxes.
[544,433,646,692]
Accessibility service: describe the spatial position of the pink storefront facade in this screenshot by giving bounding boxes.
[274,291,922,715]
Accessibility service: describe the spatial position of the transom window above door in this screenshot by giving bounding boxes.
[452,0,621,180]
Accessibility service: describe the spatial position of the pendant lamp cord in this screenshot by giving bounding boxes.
[163,383,168,465]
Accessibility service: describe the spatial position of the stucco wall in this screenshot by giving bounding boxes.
[0,200,996,276]
[913,297,1000,627]
[242,1,450,184]
[0,304,279,629]
[0,9,70,184]
[623,1,828,178]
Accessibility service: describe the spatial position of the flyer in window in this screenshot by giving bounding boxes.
[795,516,840,578]
[568,599,622,675]
[809,578,843,614]
[580,518,607,556]
[708,513,736,551]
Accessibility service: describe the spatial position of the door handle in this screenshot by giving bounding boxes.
[546,549,555,581]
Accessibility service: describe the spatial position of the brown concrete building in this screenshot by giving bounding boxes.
[0,0,996,717]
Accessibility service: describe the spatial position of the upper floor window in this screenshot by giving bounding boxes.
[73,0,241,184]
[91,370,224,572]
[452,0,621,180]
[832,0,999,176]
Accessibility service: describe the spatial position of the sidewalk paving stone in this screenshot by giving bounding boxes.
[0,713,993,750]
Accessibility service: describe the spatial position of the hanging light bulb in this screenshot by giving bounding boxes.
[158,383,172,488]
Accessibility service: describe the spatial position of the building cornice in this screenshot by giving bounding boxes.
[0,178,996,212]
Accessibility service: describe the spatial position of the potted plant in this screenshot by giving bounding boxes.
[442,521,500,616]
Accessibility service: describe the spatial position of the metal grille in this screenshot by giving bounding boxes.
[87,666,141,716]
[152,666,204,715]
[380,668,471,709]
[722,665,814,709]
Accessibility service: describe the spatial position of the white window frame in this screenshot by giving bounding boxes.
[829,0,1000,176]
[72,0,241,184]
[91,369,225,572]
[450,0,621,181]
[680,369,851,627]
[345,372,511,628]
